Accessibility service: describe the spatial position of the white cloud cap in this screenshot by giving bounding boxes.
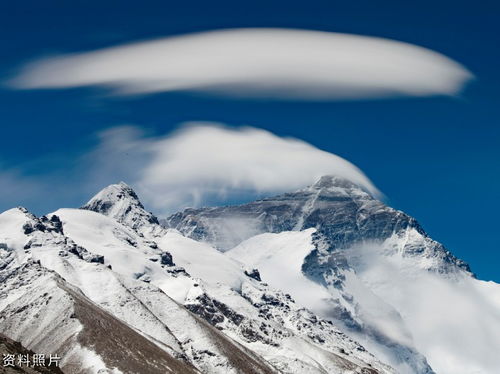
[10,28,473,100]
[90,123,379,213]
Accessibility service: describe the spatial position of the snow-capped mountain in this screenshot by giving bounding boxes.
[1,181,395,374]
[81,181,160,233]
[166,176,500,374]
[1,177,499,374]
[165,176,470,277]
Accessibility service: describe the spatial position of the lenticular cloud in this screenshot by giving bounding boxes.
[9,28,472,100]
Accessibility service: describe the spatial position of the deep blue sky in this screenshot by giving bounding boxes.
[1,1,499,281]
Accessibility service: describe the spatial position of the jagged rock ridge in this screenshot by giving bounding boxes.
[2,177,499,374]
[0,182,394,374]
[164,176,500,374]
[165,175,471,275]
[82,182,159,231]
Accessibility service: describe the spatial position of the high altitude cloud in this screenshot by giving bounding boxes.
[9,28,472,100]
[88,123,379,213]
[0,123,377,215]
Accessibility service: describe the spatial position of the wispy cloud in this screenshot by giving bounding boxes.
[0,123,379,215]
[89,123,379,213]
[8,28,473,100]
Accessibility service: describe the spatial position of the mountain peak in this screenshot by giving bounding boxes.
[311,175,360,190]
[306,175,373,199]
[81,182,159,231]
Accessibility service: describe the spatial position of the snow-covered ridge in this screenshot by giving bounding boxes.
[1,185,393,373]
[81,182,160,232]
[56,207,390,373]
[166,175,471,275]
[2,176,499,374]
[164,176,500,374]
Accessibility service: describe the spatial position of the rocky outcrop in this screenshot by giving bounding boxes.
[81,182,159,231]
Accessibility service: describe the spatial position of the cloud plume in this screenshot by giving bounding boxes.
[89,123,379,213]
[9,28,472,100]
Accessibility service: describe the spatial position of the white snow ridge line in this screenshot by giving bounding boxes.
[1,177,499,374]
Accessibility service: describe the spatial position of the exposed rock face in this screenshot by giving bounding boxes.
[160,251,175,266]
[0,333,64,374]
[165,176,471,276]
[163,176,477,373]
[244,268,262,282]
[0,260,199,374]
[81,182,159,231]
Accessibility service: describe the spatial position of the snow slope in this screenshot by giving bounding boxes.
[227,224,500,374]
[71,183,395,373]
[0,211,199,374]
[0,208,276,374]
[4,176,496,374]
[172,175,499,374]
[226,229,334,314]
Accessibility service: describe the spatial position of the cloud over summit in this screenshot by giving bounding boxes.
[89,123,379,213]
[0,123,379,215]
[9,28,473,100]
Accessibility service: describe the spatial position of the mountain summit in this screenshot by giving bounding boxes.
[309,175,372,193]
[166,175,471,277]
[165,175,484,373]
[82,182,159,231]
